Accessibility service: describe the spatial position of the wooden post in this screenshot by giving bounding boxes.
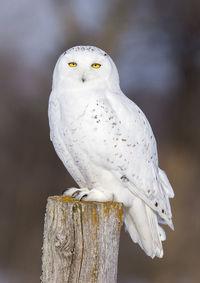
[41,196,124,283]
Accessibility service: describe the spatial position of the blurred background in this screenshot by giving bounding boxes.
[1,0,200,282]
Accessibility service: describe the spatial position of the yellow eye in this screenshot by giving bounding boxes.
[68,62,77,67]
[91,63,101,69]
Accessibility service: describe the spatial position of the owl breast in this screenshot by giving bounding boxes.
[49,88,126,187]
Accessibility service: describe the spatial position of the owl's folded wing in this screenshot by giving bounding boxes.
[106,93,174,228]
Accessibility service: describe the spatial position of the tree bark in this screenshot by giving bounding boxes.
[41,196,124,283]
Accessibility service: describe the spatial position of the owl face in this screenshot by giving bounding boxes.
[53,46,119,91]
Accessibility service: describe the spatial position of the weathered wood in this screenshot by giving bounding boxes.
[41,196,124,283]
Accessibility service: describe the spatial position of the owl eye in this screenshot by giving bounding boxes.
[91,63,101,69]
[68,62,77,67]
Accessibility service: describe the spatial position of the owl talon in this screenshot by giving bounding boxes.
[72,190,81,198]
[80,194,88,201]
[62,187,80,196]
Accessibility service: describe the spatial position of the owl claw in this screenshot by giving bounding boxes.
[72,190,81,198]
[62,187,79,196]
[80,194,88,201]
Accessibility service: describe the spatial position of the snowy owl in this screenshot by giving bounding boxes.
[48,45,174,258]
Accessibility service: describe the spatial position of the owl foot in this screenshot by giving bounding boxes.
[62,187,90,201]
[62,187,114,202]
[66,188,114,202]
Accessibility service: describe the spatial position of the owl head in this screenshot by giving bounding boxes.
[52,46,120,91]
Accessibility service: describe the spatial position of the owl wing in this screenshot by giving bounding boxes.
[106,92,174,228]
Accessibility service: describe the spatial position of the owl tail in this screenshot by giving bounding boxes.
[124,198,166,258]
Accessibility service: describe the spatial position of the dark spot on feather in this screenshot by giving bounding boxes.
[120,175,129,182]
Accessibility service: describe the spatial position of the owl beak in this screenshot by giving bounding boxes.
[81,76,86,83]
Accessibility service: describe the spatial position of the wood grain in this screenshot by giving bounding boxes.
[41,196,123,283]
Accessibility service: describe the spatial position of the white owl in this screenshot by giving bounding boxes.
[48,46,174,258]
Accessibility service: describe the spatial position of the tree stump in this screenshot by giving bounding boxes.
[41,196,124,283]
